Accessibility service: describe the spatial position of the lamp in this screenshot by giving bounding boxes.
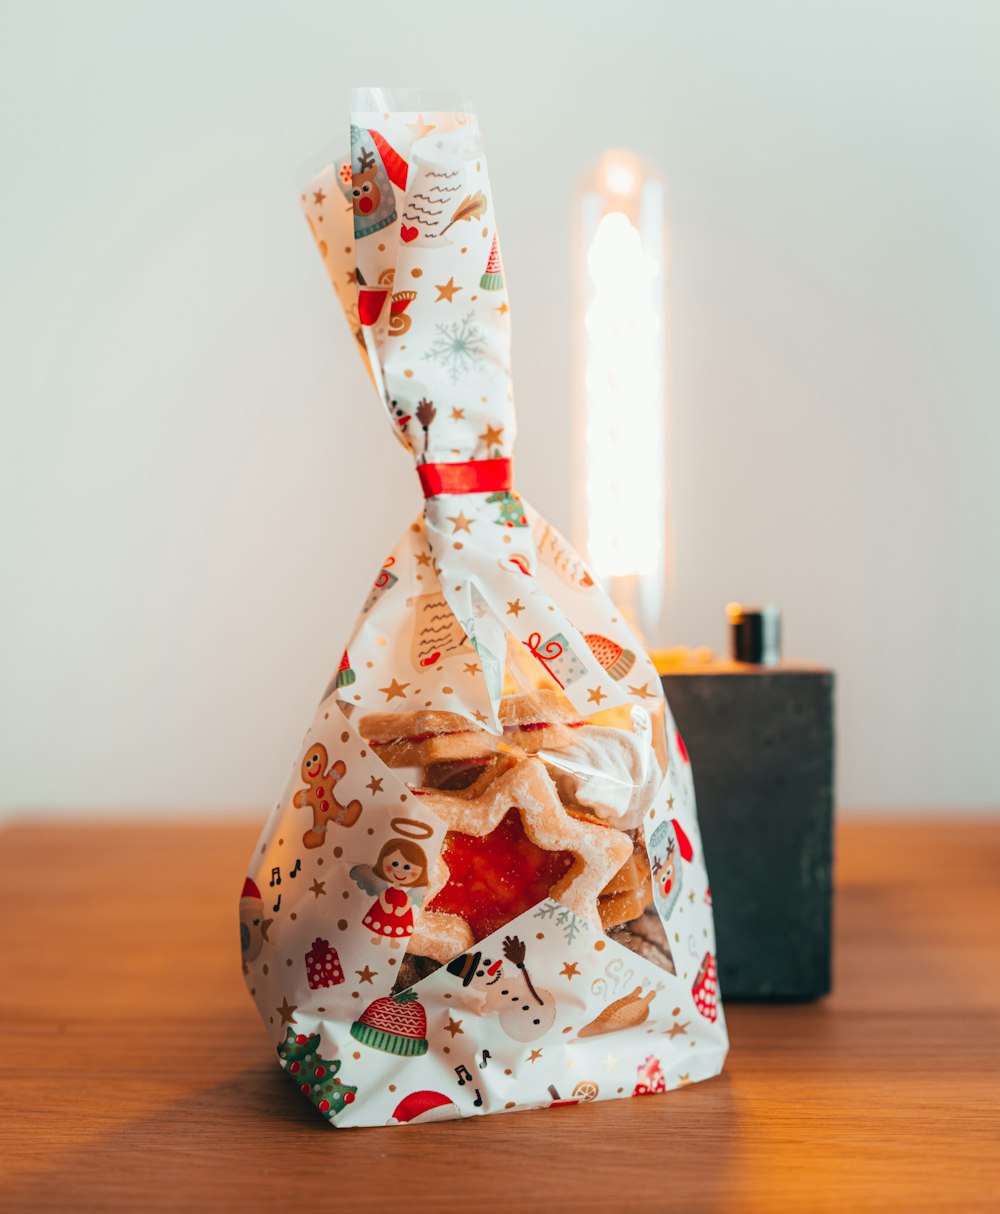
[576,154,835,1001]
[574,150,667,643]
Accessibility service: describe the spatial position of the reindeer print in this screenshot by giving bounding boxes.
[351,146,381,218]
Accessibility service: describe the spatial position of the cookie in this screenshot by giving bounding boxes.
[421,752,517,794]
[392,952,441,993]
[598,834,655,929]
[409,757,633,964]
[601,837,651,897]
[420,753,518,800]
[499,690,583,753]
[599,884,653,931]
[607,905,676,973]
[422,756,496,791]
[360,708,498,768]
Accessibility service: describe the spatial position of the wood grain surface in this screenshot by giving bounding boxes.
[1,817,998,1213]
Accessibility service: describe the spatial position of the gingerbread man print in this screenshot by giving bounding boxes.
[293,744,362,848]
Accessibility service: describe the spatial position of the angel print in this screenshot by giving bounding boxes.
[350,819,433,948]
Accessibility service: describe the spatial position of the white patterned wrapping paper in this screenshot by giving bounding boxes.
[241,94,728,1128]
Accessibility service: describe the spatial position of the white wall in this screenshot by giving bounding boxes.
[2,0,997,817]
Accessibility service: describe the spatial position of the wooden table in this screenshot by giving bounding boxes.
[2,818,998,1212]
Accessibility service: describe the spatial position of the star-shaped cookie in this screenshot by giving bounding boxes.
[410,758,632,964]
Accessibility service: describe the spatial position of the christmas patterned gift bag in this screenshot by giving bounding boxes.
[241,89,728,1128]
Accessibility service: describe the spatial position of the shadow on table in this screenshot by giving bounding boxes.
[1,1061,742,1213]
[0,1064,317,1212]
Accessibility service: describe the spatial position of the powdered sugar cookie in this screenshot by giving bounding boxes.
[409,757,633,964]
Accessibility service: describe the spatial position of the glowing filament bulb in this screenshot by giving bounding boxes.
[575,151,667,639]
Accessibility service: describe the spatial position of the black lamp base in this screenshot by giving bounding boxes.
[660,660,834,1000]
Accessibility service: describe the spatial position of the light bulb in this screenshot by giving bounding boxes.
[574,151,667,641]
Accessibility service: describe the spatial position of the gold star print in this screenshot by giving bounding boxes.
[528,1049,543,1063]
[444,1016,464,1038]
[496,301,509,315]
[313,189,326,205]
[309,879,326,898]
[587,686,607,707]
[688,891,696,903]
[472,710,489,725]
[463,661,481,675]
[380,678,410,701]
[628,682,655,700]
[678,1073,692,1086]
[667,796,675,810]
[405,113,436,139]
[356,966,377,984]
[259,917,273,941]
[666,1020,689,1039]
[479,424,504,448]
[366,776,383,795]
[450,407,465,420]
[506,598,525,618]
[603,1053,618,1072]
[277,997,297,1026]
[447,511,473,534]
[560,961,580,980]
[416,551,433,567]
[435,277,462,302]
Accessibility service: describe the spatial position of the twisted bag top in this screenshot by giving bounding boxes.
[302,105,662,732]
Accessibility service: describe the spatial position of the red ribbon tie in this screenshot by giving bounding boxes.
[418,457,513,498]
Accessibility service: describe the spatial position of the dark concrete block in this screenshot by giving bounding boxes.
[661,662,834,1000]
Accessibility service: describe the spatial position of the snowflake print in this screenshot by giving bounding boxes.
[423,311,486,382]
[534,900,591,945]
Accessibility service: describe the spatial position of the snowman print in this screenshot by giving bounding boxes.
[446,935,556,1043]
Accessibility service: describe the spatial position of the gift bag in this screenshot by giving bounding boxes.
[241,90,728,1127]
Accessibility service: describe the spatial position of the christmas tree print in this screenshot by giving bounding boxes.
[480,233,504,290]
[277,1029,357,1121]
[486,490,528,528]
